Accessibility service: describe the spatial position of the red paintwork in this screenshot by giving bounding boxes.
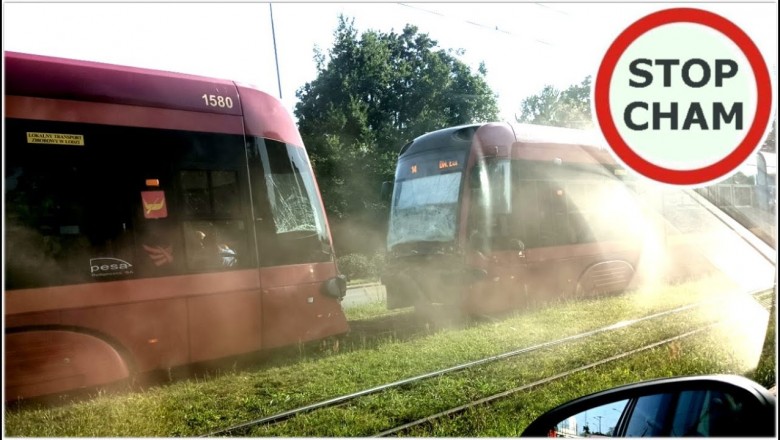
[187,290,264,363]
[5,331,130,401]
[261,282,350,349]
[4,52,349,401]
[5,52,305,146]
[6,270,261,315]
[474,122,515,158]
[463,241,642,315]
[237,85,304,144]
[6,96,246,134]
[5,51,242,117]
[6,264,347,380]
[258,264,349,348]
[513,142,616,165]
[466,122,614,163]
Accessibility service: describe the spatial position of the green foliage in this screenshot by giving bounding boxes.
[516,76,593,129]
[295,16,499,223]
[337,251,386,280]
[337,253,371,280]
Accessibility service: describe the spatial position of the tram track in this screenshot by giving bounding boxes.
[374,323,720,437]
[376,288,775,437]
[201,287,773,437]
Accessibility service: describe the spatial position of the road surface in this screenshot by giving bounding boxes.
[342,282,386,308]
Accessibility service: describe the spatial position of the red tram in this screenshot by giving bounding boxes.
[381,122,716,316]
[4,52,349,400]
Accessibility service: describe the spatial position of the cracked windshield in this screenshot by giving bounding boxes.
[3,2,777,438]
[388,169,463,249]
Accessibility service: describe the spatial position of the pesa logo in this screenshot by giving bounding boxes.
[90,258,134,277]
[594,8,773,186]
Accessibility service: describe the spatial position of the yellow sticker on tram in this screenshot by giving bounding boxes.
[26,132,85,146]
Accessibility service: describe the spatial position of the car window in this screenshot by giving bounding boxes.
[624,393,676,437]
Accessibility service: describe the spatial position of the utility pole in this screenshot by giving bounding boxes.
[594,415,604,434]
[269,3,283,99]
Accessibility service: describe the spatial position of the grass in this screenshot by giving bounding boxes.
[246,293,770,436]
[4,275,773,437]
[343,300,409,321]
[408,329,759,436]
[750,294,777,389]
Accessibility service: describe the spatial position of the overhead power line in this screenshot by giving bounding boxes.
[397,3,554,47]
[533,3,570,16]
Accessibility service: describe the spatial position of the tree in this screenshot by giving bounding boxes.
[516,76,593,129]
[295,16,499,253]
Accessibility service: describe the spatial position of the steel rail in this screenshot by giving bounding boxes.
[373,322,722,437]
[201,287,771,437]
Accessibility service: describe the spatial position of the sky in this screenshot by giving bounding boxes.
[3,1,778,122]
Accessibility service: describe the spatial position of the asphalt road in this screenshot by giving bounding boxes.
[342,282,386,308]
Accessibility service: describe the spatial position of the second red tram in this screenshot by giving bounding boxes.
[381,122,714,316]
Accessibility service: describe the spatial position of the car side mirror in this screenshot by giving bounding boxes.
[521,375,776,437]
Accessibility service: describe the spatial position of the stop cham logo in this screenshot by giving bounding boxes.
[594,8,773,186]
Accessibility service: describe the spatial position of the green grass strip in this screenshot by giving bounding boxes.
[4,276,771,437]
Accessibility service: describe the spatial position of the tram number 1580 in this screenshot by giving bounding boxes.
[202,94,234,109]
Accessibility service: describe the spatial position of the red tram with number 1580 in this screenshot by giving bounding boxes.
[4,52,349,401]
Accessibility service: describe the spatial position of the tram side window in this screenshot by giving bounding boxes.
[181,170,211,216]
[566,182,599,244]
[511,180,541,248]
[181,170,240,218]
[469,161,523,251]
[181,220,244,269]
[179,170,245,270]
[5,119,256,288]
[507,161,643,249]
[6,158,95,288]
[537,183,570,247]
[508,162,575,249]
[5,120,137,289]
